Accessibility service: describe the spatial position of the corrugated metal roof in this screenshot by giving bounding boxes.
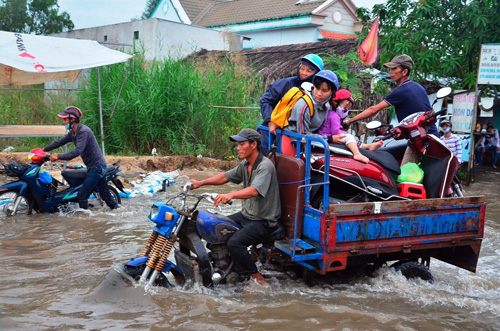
[180,0,328,27]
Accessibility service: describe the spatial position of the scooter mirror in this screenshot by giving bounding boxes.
[366,120,382,130]
[436,87,452,99]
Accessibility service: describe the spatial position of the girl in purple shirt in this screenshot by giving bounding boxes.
[318,89,383,163]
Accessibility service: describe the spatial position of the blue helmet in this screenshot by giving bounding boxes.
[300,54,324,72]
[313,70,339,92]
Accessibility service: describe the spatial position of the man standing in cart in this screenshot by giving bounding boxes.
[344,54,438,164]
[190,128,281,285]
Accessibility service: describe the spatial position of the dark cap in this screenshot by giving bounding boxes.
[229,128,261,143]
[487,123,494,129]
[383,54,414,69]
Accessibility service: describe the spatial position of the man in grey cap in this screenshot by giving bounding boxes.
[190,128,281,285]
[344,54,438,163]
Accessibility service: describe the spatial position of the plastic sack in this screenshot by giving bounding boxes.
[38,169,53,184]
[397,162,424,184]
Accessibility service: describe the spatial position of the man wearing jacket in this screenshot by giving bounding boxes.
[44,106,118,210]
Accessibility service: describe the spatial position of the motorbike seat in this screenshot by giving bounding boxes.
[62,165,116,181]
[263,222,286,242]
[315,143,401,175]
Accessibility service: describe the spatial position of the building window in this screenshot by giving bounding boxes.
[134,31,139,40]
[103,35,107,42]
[332,10,343,24]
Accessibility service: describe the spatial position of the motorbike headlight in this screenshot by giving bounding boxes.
[148,204,159,221]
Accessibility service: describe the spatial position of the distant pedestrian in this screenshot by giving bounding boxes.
[440,120,462,163]
[476,123,500,169]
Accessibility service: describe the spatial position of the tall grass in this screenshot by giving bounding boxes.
[0,88,70,151]
[78,53,263,158]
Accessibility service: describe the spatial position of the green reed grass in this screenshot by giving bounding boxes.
[78,53,263,158]
[0,88,70,152]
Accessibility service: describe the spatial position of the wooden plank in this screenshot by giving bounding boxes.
[0,125,67,137]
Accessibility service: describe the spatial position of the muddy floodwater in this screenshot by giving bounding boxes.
[1,171,499,330]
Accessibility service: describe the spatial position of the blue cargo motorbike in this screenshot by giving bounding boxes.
[0,148,124,216]
[123,182,285,288]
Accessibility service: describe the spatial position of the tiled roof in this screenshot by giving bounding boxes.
[180,0,221,22]
[179,0,328,27]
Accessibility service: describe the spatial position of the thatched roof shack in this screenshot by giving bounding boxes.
[192,39,357,88]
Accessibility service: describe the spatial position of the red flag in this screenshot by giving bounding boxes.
[358,16,379,65]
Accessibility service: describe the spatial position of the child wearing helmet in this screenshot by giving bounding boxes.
[285,70,338,136]
[318,89,383,164]
[259,53,324,156]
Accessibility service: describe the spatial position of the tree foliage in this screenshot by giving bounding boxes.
[356,0,500,89]
[141,0,160,19]
[0,0,73,34]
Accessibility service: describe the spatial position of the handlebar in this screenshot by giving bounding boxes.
[380,133,393,141]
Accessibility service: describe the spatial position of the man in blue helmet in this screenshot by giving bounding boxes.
[259,54,323,156]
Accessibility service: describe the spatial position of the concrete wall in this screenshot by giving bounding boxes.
[52,18,242,61]
[234,26,319,49]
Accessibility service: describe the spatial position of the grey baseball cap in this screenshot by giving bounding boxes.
[383,54,414,69]
[229,128,261,143]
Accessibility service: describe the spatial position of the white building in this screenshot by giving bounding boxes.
[52,18,244,60]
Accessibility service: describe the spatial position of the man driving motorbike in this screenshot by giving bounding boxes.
[43,106,118,210]
[190,128,281,285]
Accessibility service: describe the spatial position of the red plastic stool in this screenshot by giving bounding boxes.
[397,182,426,199]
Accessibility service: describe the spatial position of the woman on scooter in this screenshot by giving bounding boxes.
[43,106,119,210]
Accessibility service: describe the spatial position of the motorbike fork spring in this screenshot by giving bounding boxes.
[140,231,159,256]
[146,234,167,269]
[154,239,176,272]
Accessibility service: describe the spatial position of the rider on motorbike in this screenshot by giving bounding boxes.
[190,128,281,285]
[43,106,119,210]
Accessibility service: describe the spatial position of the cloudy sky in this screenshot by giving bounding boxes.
[58,0,385,30]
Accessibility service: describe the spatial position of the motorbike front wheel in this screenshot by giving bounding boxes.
[123,264,173,288]
[0,190,32,216]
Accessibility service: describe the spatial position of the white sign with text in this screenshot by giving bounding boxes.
[452,92,475,133]
[478,44,500,85]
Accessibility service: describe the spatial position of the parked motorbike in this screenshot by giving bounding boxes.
[306,86,463,206]
[123,182,285,288]
[0,148,124,216]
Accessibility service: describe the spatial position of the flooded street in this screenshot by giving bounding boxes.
[1,171,499,330]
